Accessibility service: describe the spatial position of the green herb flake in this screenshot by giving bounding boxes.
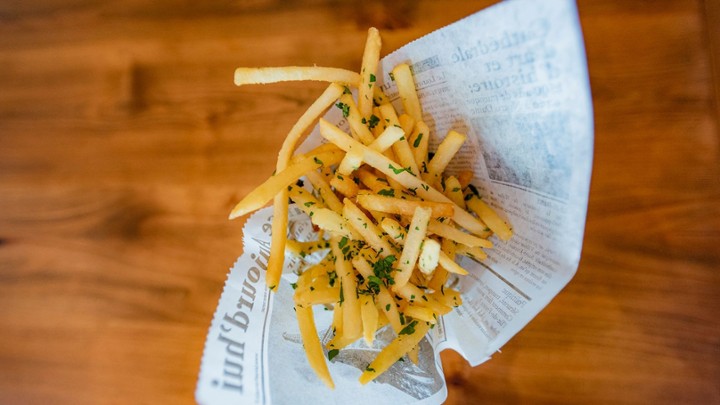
[388,164,408,175]
[304,201,315,207]
[399,320,418,335]
[367,114,380,129]
[335,102,350,118]
[290,282,298,290]
[413,133,423,148]
[369,73,376,83]
[313,157,324,166]
[328,349,339,361]
[377,189,394,197]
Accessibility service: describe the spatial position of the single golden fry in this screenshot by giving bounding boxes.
[330,173,359,198]
[306,169,344,214]
[332,236,362,340]
[393,206,432,288]
[356,193,454,218]
[234,66,360,87]
[427,219,493,248]
[438,251,469,275]
[443,175,466,208]
[295,305,335,389]
[392,63,423,122]
[358,27,381,119]
[423,130,467,186]
[455,244,488,261]
[409,121,430,171]
[378,103,420,176]
[360,294,379,346]
[466,195,513,241]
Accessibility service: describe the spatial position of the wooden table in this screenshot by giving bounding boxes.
[1,1,718,403]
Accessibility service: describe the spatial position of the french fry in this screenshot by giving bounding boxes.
[235,66,360,87]
[427,219,493,248]
[404,304,437,324]
[229,148,344,219]
[337,150,364,175]
[356,193,454,218]
[443,175,466,208]
[311,208,360,240]
[288,185,326,217]
[423,130,466,186]
[369,126,405,153]
[393,206,431,288]
[358,27,381,119]
[392,63,423,122]
[380,217,407,245]
[409,121,430,171]
[457,170,474,188]
[378,103,420,176]
[306,169,344,214]
[455,244,488,261]
[339,93,375,145]
[438,251,469,275]
[359,321,430,385]
[466,195,513,241]
[330,173,359,198]
[332,236,362,340]
[295,305,335,389]
[398,114,415,136]
[360,294,379,346]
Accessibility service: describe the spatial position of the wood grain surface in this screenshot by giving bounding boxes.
[1,0,719,404]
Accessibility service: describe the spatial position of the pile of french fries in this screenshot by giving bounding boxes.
[230,28,512,388]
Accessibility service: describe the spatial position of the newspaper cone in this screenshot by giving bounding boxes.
[197,0,593,403]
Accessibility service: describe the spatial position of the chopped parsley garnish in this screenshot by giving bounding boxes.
[452,187,461,192]
[372,255,397,286]
[365,366,376,372]
[369,73,376,83]
[328,349,339,361]
[335,102,350,118]
[413,133,423,148]
[313,157,323,166]
[339,281,344,305]
[385,303,391,311]
[367,114,380,129]
[342,85,352,95]
[338,237,348,249]
[327,270,337,287]
[290,282,298,290]
[304,201,315,207]
[388,164,409,175]
[399,320,418,335]
[377,189,394,197]
[421,184,429,191]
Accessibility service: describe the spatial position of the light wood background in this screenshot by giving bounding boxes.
[1,0,718,404]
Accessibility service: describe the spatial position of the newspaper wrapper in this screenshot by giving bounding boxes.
[197,0,593,403]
